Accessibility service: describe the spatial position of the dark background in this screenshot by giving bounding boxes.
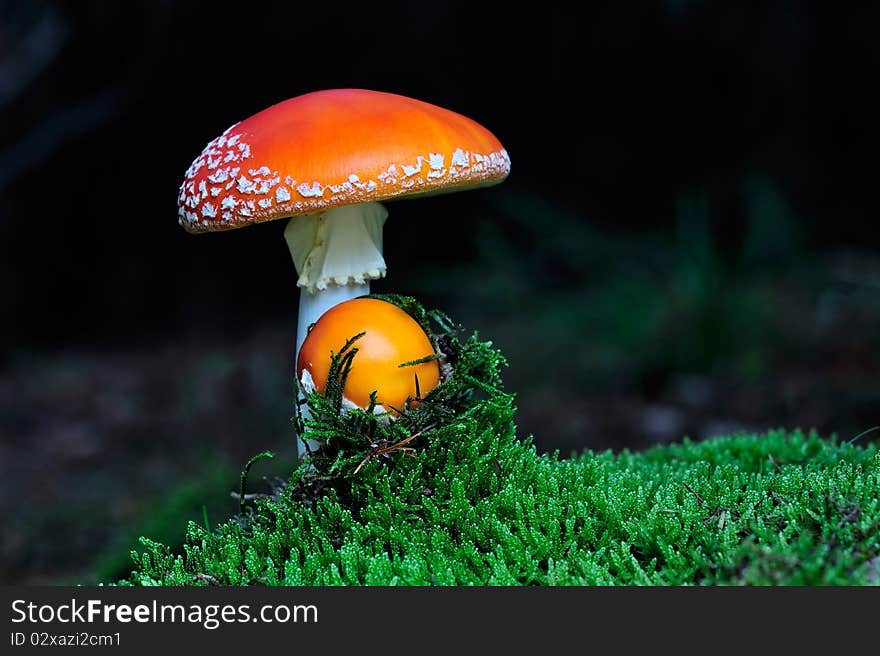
[1,0,878,583]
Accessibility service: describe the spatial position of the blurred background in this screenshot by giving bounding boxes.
[1,1,877,584]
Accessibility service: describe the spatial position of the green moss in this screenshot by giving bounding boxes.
[118,297,880,586]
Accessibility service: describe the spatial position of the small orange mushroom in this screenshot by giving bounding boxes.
[297,298,440,414]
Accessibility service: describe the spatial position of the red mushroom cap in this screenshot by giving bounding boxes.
[177,89,510,234]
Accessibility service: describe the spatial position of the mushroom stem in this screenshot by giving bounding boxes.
[285,201,388,356]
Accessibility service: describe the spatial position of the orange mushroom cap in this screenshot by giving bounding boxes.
[178,89,510,234]
[297,298,440,413]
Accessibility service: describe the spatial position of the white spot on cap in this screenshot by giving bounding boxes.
[255,179,274,194]
[186,159,205,177]
[427,153,446,179]
[207,169,229,184]
[237,176,254,194]
[201,203,217,218]
[327,182,351,195]
[402,157,424,178]
[378,164,398,184]
[276,186,291,202]
[297,181,325,198]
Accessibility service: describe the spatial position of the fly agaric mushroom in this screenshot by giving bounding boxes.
[177,88,509,357]
[297,297,440,414]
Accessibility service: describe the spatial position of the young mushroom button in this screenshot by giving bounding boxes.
[297,298,440,414]
[176,89,510,452]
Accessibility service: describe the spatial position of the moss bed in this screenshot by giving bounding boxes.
[119,297,879,586]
